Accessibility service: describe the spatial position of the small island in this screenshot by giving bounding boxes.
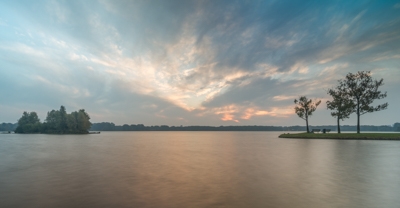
[279,132,400,140]
[285,71,397,140]
[15,106,91,134]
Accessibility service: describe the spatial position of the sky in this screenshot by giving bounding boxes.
[0,0,399,126]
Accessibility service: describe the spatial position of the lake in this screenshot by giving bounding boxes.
[1,131,400,208]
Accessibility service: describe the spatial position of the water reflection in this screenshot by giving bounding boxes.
[1,132,400,207]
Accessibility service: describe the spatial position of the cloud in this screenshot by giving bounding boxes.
[0,0,399,125]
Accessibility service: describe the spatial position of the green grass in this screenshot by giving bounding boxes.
[279,132,400,140]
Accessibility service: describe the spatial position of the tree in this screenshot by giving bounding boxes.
[294,96,321,133]
[59,106,68,133]
[15,111,41,133]
[340,71,388,133]
[67,113,78,132]
[77,109,91,133]
[326,85,355,133]
[45,110,61,132]
[17,112,30,127]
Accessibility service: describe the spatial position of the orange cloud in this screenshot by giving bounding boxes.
[241,107,293,120]
[213,105,240,122]
[209,104,294,123]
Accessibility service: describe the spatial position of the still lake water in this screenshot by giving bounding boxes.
[1,131,400,208]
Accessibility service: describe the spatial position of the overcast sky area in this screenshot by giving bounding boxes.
[1,0,399,126]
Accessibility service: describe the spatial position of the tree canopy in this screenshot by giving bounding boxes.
[339,71,388,133]
[15,112,41,133]
[326,85,355,133]
[294,96,321,133]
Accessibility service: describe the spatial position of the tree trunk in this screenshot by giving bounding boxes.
[357,99,360,134]
[306,115,309,133]
[337,117,341,134]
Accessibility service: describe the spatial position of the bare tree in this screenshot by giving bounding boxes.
[294,96,321,133]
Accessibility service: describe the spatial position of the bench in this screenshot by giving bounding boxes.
[311,129,320,133]
[323,129,331,133]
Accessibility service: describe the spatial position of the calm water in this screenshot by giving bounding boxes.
[1,132,400,208]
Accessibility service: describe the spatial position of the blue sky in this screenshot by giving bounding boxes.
[1,0,399,126]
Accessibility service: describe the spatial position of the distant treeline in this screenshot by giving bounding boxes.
[3,121,399,132]
[0,123,18,132]
[90,122,400,132]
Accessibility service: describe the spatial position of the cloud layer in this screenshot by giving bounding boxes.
[1,0,399,126]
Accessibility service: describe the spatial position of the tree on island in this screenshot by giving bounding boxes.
[294,96,321,133]
[59,106,68,133]
[76,109,91,132]
[15,112,41,133]
[339,71,388,133]
[15,106,92,134]
[326,85,355,133]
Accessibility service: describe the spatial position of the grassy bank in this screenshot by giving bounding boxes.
[279,132,400,140]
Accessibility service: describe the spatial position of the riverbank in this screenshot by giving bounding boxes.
[279,132,400,140]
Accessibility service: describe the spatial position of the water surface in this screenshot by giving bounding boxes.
[1,132,399,207]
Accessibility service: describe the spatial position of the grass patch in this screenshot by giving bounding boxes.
[279,132,400,140]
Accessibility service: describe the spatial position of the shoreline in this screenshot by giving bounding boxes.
[279,132,400,140]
